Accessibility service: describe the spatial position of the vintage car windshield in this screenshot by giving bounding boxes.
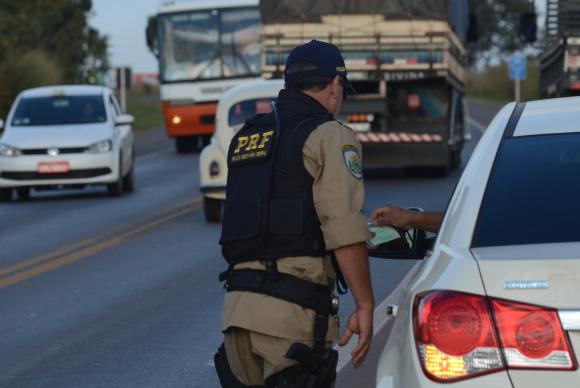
[228,98,276,127]
[11,95,107,126]
[158,7,261,82]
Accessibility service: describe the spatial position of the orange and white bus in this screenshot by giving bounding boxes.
[147,0,261,153]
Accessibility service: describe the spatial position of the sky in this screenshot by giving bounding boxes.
[90,0,548,74]
[90,0,161,73]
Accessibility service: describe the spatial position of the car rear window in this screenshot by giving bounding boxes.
[228,98,275,127]
[472,133,580,247]
[11,95,107,126]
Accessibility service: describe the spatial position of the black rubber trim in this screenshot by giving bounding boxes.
[200,185,226,194]
[503,102,526,138]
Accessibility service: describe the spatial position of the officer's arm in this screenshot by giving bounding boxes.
[303,121,374,367]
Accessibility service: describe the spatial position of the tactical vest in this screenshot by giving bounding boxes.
[219,104,333,264]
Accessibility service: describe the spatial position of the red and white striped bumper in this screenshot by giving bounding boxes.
[355,132,443,143]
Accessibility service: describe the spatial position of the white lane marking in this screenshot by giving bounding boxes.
[466,117,487,134]
[335,261,422,373]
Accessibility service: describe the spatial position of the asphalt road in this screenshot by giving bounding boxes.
[0,101,500,388]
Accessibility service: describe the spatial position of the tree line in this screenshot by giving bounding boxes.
[0,0,108,117]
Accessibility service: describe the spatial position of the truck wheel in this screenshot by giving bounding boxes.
[175,136,195,154]
[450,149,462,170]
[17,187,30,201]
[0,188,13,202]
[204,197,222,223]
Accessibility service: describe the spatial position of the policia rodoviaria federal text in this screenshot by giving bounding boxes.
[214,40,375,388]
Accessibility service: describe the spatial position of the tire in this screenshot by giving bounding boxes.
[107,157,124,197]
[175,136,196,154]
[450,148,462,171]
[204,197,222,223]
[0,188,13,202]
[123,161,135,193]
[16,187,30,201]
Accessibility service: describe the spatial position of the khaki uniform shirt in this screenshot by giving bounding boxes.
[222,120,373,341]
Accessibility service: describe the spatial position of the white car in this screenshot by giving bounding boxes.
[199,79,283,222]
[0,85,135,201]
[374,97,580,387]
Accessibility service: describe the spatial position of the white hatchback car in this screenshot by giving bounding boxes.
[199,79,283,222]
[0,85,135,201]
[374,97,580,387]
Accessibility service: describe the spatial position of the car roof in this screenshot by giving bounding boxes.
[514,96,580,137]
[19,85,109,99]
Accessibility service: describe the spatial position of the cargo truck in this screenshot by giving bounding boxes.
[260,0,477,174]
[540,0,580,98]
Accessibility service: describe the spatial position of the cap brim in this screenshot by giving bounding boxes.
[341,76,357,95]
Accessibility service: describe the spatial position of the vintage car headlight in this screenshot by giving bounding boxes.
[87,140,112,154]
[0,143,22,157]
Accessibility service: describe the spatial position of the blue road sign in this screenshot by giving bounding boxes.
[509,54,527,81]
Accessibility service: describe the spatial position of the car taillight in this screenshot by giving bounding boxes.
[414,291,503,382]
[414,291,577,383]
[209,161,220,177]
[491,299,576,370]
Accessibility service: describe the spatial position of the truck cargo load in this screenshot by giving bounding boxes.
[259,0,472,174]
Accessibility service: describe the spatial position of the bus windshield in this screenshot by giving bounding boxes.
[158,7,261,82]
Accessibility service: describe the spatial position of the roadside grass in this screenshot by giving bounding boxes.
[124,85,163,132]
[466,60,540,106]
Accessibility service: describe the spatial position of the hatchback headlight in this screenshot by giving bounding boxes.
[87,140,112,154]
[0,143,22,157]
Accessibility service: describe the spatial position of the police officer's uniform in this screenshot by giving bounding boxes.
[215,40,372,387]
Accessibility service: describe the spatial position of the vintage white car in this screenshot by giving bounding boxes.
[374,97,580,387]
[199,79,283,222]
[0,85,135,201]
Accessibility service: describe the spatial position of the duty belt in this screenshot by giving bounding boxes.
[219,268,339,317]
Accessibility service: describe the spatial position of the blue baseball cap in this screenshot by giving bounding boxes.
[284,40,356,95]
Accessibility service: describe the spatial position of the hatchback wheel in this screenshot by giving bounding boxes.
[0,188,13,202]
[204,197,222,223]
[123,162,135,193]
[107,157,124,197]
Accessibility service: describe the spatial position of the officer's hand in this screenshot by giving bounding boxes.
[371,205,413,230]
[338,308,373,367]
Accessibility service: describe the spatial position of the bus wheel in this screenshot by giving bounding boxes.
[175,136,196,154]
[0,188,13,202]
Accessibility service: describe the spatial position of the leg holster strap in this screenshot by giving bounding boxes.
[214,343,265,388]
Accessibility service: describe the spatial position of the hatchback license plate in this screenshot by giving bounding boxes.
[37,162,70,174]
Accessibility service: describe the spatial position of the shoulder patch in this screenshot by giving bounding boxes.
[230,128,275,166]
[342,144,363,179]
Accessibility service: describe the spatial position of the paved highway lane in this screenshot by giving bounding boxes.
[0,101,500,388]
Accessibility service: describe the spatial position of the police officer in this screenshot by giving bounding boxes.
[214,40,374,387]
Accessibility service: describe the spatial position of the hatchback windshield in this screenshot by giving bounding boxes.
[12,95,107,126]
[473,133,580,247]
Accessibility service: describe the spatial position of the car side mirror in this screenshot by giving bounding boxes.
[115,114,134,126]
[368,226,431,260]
